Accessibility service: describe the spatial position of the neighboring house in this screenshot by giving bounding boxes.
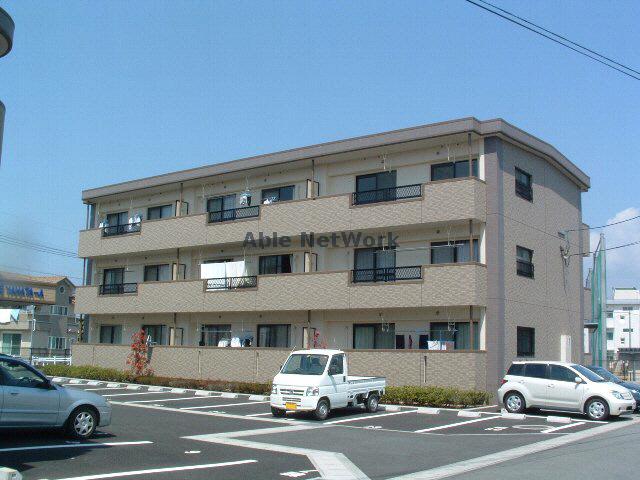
[75,117,590,389]
[0,271,78,358]
[606,287,640,357]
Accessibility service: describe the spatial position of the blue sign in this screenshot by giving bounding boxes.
[0,284,45,299]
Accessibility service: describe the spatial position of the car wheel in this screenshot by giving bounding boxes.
[67,407,98,439]
[314,399,330,421]
[271,407,286,417]
[585,398,610,421]
[365,394,379,413]
[503,392,526,414]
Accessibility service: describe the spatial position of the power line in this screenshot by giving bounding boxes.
[565,215,640,232]
[0,263,82,281]
[571,239,640,257]
[464,0,640,81]
[0,234,78,258]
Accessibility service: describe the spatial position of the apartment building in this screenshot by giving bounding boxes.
[74,118,590,389]
[606,288,640,356]
[0,271,78,358]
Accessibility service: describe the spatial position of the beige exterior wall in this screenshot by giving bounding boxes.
[71,343,487,390]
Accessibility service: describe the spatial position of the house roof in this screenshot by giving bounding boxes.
[82,117,590,202]
[0,271,75,288]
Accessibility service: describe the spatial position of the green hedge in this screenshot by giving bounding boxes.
[41,365,490,407]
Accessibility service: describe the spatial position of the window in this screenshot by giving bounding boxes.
[353,324,395,349]
[281,354,328,375]
[430,322,480,350]
[1,333,21,356]
[517,327,535,357]
[207,194,238,222]
[59,285,66,294]
[50,305,68,316]
[353,247,396,282]
[262,185,294,204]
[507,363,525,376]
[524,363,547,379]
[395,335,406,349]
[0,360,47,388]
[103,268,124,285]
[99,325,122,344]
[431,159,478,181]
[516,246,534,278]
[607,330,614,341]
[622,306,634,311]
[515,167,533,201]
[431,240,479,264]
[259,255,292,275]
[48,336,67,350]
[257,324,290,347]
[607,311,614,318]
[329,354,344,375]
[144,264,172,282]
[142,325,166,345]
[147,204,173,220]
[200,324,232,347]
[106,211,128,226]
[354,171,397,204]
[549,365,576,382]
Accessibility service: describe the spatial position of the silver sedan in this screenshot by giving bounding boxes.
[0,355,111,438]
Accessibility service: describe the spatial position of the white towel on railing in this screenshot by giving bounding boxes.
[225,261,246,279]
[200,262,226,280]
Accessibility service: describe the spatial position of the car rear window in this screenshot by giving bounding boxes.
[524,363,547,379]
[507,363,525,376]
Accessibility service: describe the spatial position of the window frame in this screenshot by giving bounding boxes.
[261,185,295,204]
[352,323,396,349]
[517,326,536,357]
[257,324,291,348]
[147,204,174,220]
[431,239,480,264]
[99,325,122,344]
[515,167,533,201]
[259,254,293,275]
[431,159,478,181]
[200,324,232,347]
[516,246,535,278]
[143,264,172,282]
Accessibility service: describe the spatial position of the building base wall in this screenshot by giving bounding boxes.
[71,344,487,390]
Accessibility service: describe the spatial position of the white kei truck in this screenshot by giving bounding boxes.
[270,349,386,420]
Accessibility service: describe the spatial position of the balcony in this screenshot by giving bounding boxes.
[75,263,486,315]
[352,184,421,206]
[79,177,486,258]
[99,283,138,295]
[351,266,422,283]
[101,222,141,237]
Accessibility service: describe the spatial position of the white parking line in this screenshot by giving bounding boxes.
[246,412,273,417]
[181,401,270,410]
[464,405,498,411]
[543,421,585,434]
[0,440,152,453]
[81,387,126,391]
[102,391,177,398]
[414,416,495,433]
[125,396,207,404]
[323,410,414,425]
[48,460,257,480]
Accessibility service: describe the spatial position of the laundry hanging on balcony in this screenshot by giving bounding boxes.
[201,260,247,290]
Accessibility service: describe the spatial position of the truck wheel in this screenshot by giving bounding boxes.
[315,399,330,421]
[365,394,379,413]
[271,407,286,418]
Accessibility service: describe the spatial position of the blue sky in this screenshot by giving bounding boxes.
[0,0,638,289]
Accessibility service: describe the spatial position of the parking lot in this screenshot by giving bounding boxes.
[2,379,638,480]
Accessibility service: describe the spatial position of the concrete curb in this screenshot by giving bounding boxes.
[457,410,482,418]
[547,415,573,424]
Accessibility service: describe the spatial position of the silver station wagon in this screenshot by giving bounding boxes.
[0,355,111,438]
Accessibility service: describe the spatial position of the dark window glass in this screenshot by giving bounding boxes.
[103,268,124,285]
[549,365,576,382]
[431,160,478,181]
[147,204,173,220]
[507,363,525,376]
[142,325,166,345]
[257,324,290,347]
[144,264,171,282]
[106,211,128,226]
[431,240,479,264]
[201,324,232,346]
[262,186,294,204]
[516,246,534,278]
[524,363,547,379]
[355,171,397,196]
[0,360,47,388]
[329,354,344,375]
[259,255,292,275]
[515,167,533,201]
[207,195,237,221]
[418,334,430,349]
[395,335,406,349]
[430,322,480,350]
[353,324,395,349]
[517,327,535,357]
[99,325,122,344]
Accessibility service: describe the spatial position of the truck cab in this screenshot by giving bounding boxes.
[270,349,386,420]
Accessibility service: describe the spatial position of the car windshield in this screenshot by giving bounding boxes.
[572,364,606,382]
[586,366,620,383]
[281,354,329,375]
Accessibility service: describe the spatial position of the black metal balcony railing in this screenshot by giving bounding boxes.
[352,266,422,283]
[208,206,260,223]
[516,260,535,278]
[102,222,141,237]
[99,283,138,295]
[352,184,422,206]
[515,182,533,201]
[205,276,258,291]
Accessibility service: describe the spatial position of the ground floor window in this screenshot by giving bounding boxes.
[517,326,535,357]
[99,325,122,344]
[48,336,67,350]
[1,333,21,355]
[430,322,479,350]
[142,325,166,345]
[257,324,290,347]
[353,323,395,349]
[200,324,232,347]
